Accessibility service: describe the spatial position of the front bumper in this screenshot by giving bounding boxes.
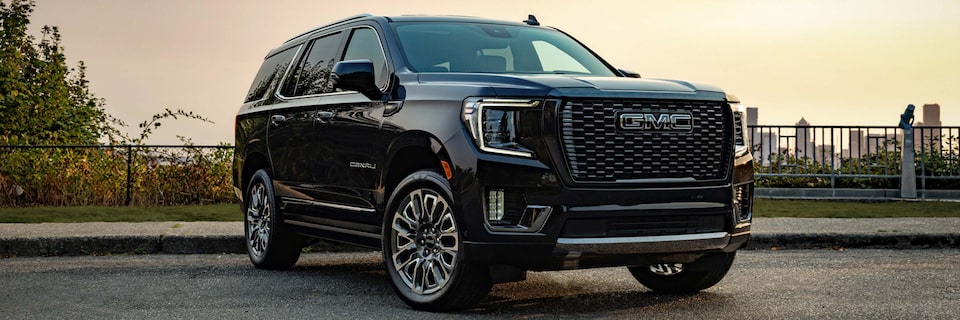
[452,147,754,271]
[464,230,749,271]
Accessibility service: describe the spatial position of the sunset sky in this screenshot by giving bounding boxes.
[28,0,960,145]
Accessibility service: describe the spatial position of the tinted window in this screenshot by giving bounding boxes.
[245,45,298,102]
[342,28,388,88]
[532,40,589,73]
[281,32,343,97]
[395,22,615,76]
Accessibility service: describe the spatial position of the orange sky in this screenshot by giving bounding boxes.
[29,0,960,144]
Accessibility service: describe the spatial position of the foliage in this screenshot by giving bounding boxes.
[0,204,239,223]
[0,0,231,207]
[0,0,117,145]
[0,144,235,207]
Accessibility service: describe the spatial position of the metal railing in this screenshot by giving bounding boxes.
[749,125,960,191]
[0,144,234,206]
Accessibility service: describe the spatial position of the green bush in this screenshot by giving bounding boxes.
[0,145,235,207]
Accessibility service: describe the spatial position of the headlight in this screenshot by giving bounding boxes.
[731,102,750,156]
[462,98,539,158]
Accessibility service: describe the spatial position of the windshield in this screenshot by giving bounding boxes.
[394,22,617,76]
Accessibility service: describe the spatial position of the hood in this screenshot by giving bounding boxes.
[414,73,726,100]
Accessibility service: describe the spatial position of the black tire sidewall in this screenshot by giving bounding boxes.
[630,252,737,293]
[244,169,280,266]
[381,170,476,307]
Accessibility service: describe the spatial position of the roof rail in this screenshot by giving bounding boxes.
[284,14,373,43]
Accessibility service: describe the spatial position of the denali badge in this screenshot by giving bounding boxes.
[349,161,377,169]
[618,112,693,132]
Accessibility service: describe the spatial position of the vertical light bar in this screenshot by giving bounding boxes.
[487,189,505,221]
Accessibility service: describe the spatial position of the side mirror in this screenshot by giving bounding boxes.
[618,69,641,78]
[331,59,381,100]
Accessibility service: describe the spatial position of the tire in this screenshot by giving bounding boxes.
[382,170,492,311]
[244,169,304,270]
[628,252,737,293]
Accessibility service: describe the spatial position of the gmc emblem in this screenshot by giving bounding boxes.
[618,112,693,132]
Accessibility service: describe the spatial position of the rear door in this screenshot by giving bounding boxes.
[268,31,345,216]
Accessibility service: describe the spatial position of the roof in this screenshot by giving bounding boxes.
[269,14,544,57]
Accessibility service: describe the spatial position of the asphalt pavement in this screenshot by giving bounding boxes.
[2,250,958,319]
[0,218,958,257]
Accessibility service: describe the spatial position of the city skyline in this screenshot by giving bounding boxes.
[747,103,945,127]
[748,103,953,167]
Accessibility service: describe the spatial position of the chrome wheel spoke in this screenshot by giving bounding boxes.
[390,187,459,296]
[246,182,271,258]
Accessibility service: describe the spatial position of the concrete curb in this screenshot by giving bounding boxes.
[2,233,958,257]
[746,233,960,250]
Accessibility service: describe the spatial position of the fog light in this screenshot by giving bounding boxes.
[733,184,753,222]
[488,189,505,222]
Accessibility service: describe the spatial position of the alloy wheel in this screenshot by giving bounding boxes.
[389,188,459,295]
[246,182,271,258]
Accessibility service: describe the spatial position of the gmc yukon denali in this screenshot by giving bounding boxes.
[233,14,754,311]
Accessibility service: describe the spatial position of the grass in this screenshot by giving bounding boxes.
[0,204,240,223]
[753,199,960,218]
[1,199,959,223]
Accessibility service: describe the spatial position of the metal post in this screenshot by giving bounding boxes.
[899,105,918,199]
[125,145,133,206]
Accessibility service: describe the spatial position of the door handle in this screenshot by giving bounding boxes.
[270,115,287,126]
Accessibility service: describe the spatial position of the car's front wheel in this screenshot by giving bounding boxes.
[628,251,737,293]
[382,170,491,311]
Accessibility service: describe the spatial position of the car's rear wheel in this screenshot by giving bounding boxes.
[628,252,737,293]
[383,170,491,311]
[244,169,304,270]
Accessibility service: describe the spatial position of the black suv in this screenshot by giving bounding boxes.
[234,14,753,311]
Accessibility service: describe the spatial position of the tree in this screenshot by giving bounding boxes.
[0,0,114,144]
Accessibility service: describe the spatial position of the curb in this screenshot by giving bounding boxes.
[2,233,958,258]
[747,233,960,250]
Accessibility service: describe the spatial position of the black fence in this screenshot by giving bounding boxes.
[3,126,959,206]
[0,145,235,207]
[749,125,960,190]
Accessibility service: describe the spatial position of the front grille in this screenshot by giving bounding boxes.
[559,99,731,182]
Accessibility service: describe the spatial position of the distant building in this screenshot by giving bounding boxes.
[849,130,866,157]
[921,103,941,127]
[745,107,779,165]
[795,117,816,159]
[916,103,943,152]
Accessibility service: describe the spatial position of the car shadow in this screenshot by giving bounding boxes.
[280,253,733,316]
[467,291,728,316]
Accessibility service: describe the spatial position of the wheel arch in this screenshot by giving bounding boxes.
[239,144,272,197]
[381,131,453,210]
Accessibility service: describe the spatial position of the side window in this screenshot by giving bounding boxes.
[341,28,388,88]
[280,32,343,97]
[245,45,298,102]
